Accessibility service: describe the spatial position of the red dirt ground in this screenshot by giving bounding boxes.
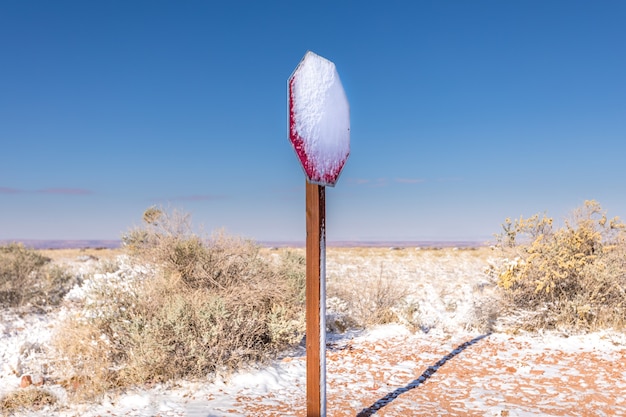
[234,332,626,416]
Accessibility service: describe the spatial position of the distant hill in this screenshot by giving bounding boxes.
[0,239,122,249]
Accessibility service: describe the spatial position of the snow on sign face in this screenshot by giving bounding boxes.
[288,51,350,187]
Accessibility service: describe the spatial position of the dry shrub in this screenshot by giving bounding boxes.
[490,200,626,331]
[0,243,76,309]
[0,388,56,415]
[51,318,117,400]
[328,264,409,329]
[52,207,305,400]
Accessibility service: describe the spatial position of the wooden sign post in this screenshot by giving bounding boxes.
[288,51,350,417]
[306,181,326,416]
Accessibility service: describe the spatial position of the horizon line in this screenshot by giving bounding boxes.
[0,238,492,250]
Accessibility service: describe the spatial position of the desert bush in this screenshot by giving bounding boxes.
[328,264,409,329]
[490,200,626,331]
[0,388,56,416]
[0,243,76,309]
[53,207,305,400]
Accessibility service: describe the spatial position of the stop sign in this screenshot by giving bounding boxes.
[288,51,350,187]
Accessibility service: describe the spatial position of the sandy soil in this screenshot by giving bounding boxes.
[232,329,626,416]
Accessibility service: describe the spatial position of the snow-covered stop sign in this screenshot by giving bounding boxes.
[288,51,350,187]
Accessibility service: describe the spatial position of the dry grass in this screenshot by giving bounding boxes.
[326,246,496,333]
[51,316,119,400]
[0,388,56,416]
[37,248,124,263]
[328,262,409,329]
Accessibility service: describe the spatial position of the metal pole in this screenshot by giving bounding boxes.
[306,181,326,417]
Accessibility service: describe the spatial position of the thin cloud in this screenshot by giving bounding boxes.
[171,194,227,202]
[394,178,426,184]
[0,187,23,194]
[346,178,388,187]
[347,178,371,185]
[38,188,93,195]
[373,178,388,187]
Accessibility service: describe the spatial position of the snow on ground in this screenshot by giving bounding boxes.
[1,248,626,416]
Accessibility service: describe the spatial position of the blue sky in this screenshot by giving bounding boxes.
[1,1,625,243]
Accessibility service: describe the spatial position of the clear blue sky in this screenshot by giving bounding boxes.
[1,1,625,243]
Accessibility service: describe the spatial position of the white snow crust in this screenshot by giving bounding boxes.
[290,51,350,185]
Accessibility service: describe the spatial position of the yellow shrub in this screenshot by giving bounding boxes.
[492,200,626,330]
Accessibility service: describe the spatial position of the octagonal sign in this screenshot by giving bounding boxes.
[288,51,350,187]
